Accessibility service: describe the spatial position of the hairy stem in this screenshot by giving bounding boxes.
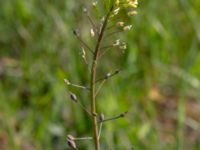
[90,7,113,150]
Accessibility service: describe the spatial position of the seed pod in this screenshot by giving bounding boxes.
[64,79,71,85]
[119,111,128,117]
[67,134,75,141]
[99,113,104,122]
[114,70,120,74]
[69,92,77,102]
[90,28,95,37]
[105,73,111,79]
[67,139,77,149]
[73,29,80,37]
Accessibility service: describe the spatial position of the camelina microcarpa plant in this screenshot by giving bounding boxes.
[65,0,138,149]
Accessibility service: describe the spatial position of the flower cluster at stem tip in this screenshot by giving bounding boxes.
[116,0,138,7]
[115,0,138,15]
[109,0,138,50]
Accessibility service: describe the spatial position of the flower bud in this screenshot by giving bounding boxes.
[128,0,138,8]
[112,39,120,47]
[127,10,137,16]
[113,8,120,15]
[115,0,120,6]
[119,42,127,50]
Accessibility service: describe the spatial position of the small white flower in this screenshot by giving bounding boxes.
[64,79,70,85]
[119,42,127,50]
[113,8,120,15]
[116,22,125,27]
[123,25,132,31]
[127,0,138,8]
[127,10,137,16]
[112,39,121,46]
[92,1,98,7]
[119,44,127,50]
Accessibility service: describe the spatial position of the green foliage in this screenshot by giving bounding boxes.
[0,0,200,149]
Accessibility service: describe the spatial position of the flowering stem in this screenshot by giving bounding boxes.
[90,6,113,150]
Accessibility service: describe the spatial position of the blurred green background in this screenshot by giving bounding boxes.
[0,0,200,149]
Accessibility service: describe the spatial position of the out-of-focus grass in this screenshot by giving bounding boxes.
[0,0,200,149]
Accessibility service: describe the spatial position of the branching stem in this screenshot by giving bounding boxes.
[73,30,94,54]
[90,6,113,150]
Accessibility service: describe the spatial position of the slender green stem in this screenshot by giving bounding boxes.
[98,111,128,123]
[74,137,93,141]
[90,6,113,150]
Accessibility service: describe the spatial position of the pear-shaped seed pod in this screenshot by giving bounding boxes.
[64,79,71,85]
[99,113,105,122]
[69,92,77,102]
[119,111,128,117]
[67,134,75,141]
[67,139,77,149]
[90,28,95,37]
[105,73,111,79]
[114,70,120,74]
